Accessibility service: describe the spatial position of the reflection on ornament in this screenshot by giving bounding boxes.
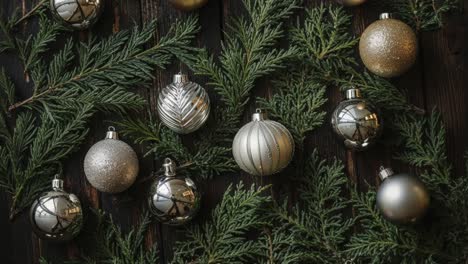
[359,13,418,78]
[50,0,103,30]
[232,109,295,176]
[169,0,208,11]
[148,158,200,225]
[30,175,83,241]
[331,88,383,150]
[84,126,139,193]
[336,0,367,6]
[157,73,210,134]
[376,167,430,224]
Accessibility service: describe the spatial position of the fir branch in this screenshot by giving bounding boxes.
[257,68,327,144]
[290,4,358,84]
[0,68,15,113]
[172,183,271,264]
[390,0,459,31]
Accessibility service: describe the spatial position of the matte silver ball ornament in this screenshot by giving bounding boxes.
[148,158,200,225]
[84,127,139,193]
[30,175,83,241]
[376,167,430,224]
[50,0,103,30]
[331,88,383,150]
[157,73,210,134]
[232,109,295,176]
[359,13,418,78]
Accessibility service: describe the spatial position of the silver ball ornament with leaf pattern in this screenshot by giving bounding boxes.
[30,175,83,241]
[157,73,210,134]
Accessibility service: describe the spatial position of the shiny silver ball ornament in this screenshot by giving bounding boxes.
[30,175,83,241]
[157,73,210,134]
[84,126,139,193]
[376,167,430,224]
[232,109,295,176]
[50,0,103,30]
[359,13,418,78]
[148,158,200,225]
[331,88,383,150]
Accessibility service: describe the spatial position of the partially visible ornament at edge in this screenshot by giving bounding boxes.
[148,158,200,225]
[84,126,139,193]
[376,167,430,224]
[359,13,418,78]
[157,73,210,134]
[336,0,367,6]
[169,0,208,11]
[50,0,103,30]
[331,88,383,150]
[30,175,83,241]
[232,109,295,176]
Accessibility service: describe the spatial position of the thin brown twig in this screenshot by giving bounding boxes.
[13,0,47,27]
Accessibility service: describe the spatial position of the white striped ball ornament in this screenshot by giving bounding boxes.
[232,109,295,176]
[157,73,210,134]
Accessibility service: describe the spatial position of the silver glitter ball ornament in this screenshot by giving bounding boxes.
[30,175,83,241]
[232,109,295,176]
[50,0,103,30]
[84,127,139,193]
[157,73,210,134]
[377,167,430,224]
[148,158,200,225]
[331,88,383,150]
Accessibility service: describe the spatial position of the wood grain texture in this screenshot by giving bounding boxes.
[0,0,467,263]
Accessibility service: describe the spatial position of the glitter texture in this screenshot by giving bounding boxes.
[359,18,418,78]
[84,138,139,193]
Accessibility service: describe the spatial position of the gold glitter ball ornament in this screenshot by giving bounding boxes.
[84,127,139,193]
[169,0,208,11]
[336,0,367,6]
[359,13,418,78]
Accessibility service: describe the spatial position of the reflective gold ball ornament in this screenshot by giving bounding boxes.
[232,109,294,176]
[50,0,103,30]
[30,176,83,241]
[359,13,418,78]
[84,127,139,193]
[169,0,208,11]
[336,0,367,6]
[377,167,430,224]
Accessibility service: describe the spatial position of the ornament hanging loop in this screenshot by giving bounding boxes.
[106,126,119,140]
[379,13,393,20]
[252,108,267,121]
[163,158,177,177]
[345,88,362,99]
[52,174,64,191]
[378,166,394,180]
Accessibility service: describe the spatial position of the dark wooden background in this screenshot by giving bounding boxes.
[0,0,466,263]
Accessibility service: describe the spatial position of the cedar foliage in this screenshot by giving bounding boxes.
[0,0,465,263]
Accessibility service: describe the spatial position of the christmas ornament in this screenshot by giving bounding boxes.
[157,73,210,134]
[359,13,418,78]
[331,88,383,150]
[50,0,103,30]
[148,158,200,225]
[30,175,83,241]
[336,0,366,6]
[169,0,208,11]
[376,167,430,224]
[232,109,294,176]
[84,126,139,193]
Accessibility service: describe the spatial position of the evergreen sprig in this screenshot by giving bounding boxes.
[0,11,200,219]
[171,183,271,264]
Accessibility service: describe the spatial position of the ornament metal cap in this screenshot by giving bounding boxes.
[378,166,394,180]
[105,126,119,140]
[252,109,268,121]
[52,175,64,190]
[163,158,177,177]
[173,73,189,84]
[345,88,362,99]
[379,13,393,20]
